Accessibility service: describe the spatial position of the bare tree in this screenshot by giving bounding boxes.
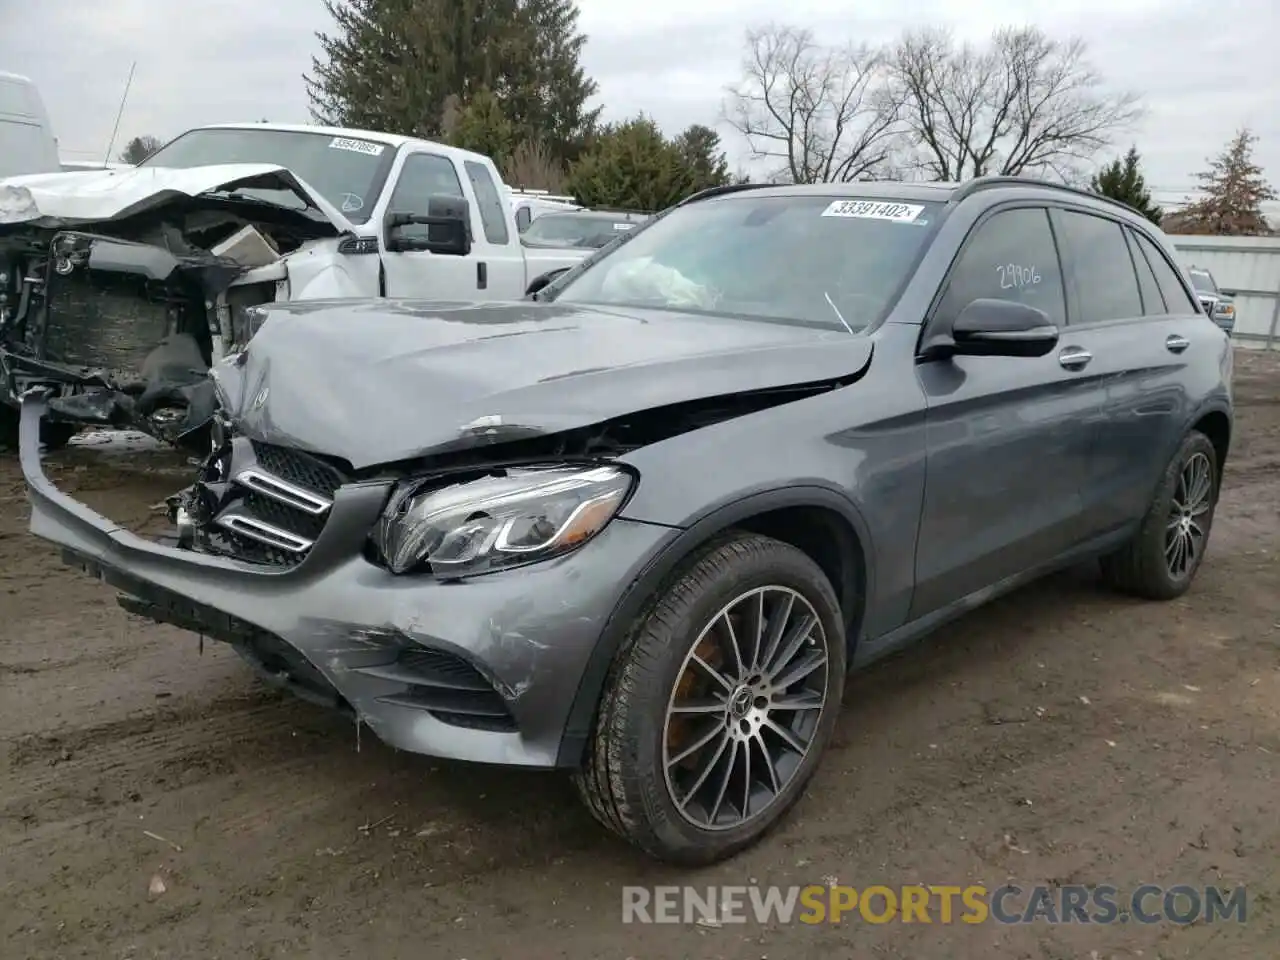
[889,26,1141,182]
[723,25,901,184]
[504,139,568,193]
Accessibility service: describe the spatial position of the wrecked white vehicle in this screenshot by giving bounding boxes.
[0,123,597,449]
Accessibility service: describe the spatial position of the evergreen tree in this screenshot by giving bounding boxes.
[503,0,601,163]
[1172,128,1276,236]
[119,135,163,164]
[305,0,598,165]
[566,116,699,211]
[674,124,732,193]
[443,88,518,170]
[1090,146,1162,225]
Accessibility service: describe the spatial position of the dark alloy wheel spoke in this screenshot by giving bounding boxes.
[1164,452,1214,579]
[663,586,830,831]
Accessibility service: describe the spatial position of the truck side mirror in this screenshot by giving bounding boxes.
[384,194,472,256]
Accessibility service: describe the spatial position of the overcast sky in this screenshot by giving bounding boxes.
[2,0,1276,196]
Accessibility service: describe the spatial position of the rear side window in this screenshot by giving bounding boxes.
[1126,230,1166,315]
[935,206,1067,328]
[1053,210,1142,324]
[463,160,511,245]
[1132,231,1200,314]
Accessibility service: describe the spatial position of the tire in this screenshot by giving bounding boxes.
[0,405,14,451]
[573,532,847,865]
[39,421,80,451]
[1100,430,1219,600]
[0,406,79,452]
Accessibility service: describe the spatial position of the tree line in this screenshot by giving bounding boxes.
[120,3,1275,233]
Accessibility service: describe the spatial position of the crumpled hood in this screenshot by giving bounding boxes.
[213,299,873,469]
[0,163,354,232]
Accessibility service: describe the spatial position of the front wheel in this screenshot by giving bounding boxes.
[574,532,847,864]
[1100,430,1219,600]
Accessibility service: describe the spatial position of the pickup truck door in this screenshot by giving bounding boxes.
[379,149,521,300]
[459,158,527,299]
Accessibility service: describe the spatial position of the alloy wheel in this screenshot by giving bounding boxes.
[662,586,830,831]
[1166,451,1214,578]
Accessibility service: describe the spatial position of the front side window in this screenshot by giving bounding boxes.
[140,128,394,223]
[388,153,466,243]
[551,195,942,332]
[934,207,1067,328]
[1053,210,1143,324]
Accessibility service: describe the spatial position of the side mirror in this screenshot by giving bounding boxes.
[385,194,471,255]
[524,267,570,299]
[1219,289,1237,299]
[942,298,1059,358]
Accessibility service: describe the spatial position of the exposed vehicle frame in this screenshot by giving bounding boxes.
[18,175,1233,864]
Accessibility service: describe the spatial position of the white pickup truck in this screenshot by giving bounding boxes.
[0,123,605,445]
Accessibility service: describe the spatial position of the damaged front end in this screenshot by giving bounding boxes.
[17,295,874,766]
[0,230,240,445]
[0,169,341,449]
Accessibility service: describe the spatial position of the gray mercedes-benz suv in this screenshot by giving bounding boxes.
[19,177,1232,865]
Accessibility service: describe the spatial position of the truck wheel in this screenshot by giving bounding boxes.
[0,407,79,452]
[574,532,846,864]
[39,422,81,451]
[1100,430,1219,600]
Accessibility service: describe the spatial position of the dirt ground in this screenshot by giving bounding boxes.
[1,351,1277,960]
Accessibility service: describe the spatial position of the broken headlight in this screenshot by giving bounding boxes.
[372,465,634,577]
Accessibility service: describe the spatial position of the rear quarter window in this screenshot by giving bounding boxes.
[1132,231,1200,314]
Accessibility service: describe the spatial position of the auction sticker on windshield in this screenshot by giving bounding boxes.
[329,137,385,156]
[821,200,924,222]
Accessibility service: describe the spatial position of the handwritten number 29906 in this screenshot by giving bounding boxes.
[996,264,1041,290]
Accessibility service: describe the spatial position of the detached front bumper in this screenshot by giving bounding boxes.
[18,394,678,768]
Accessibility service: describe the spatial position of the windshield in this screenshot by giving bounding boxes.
[140,128,394,223]
[1187,269,1218,294]
[550,195,941,332]
[522,212,647,249]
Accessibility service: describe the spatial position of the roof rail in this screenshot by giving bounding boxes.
[678,182,772,207]
[951,175,1137,216]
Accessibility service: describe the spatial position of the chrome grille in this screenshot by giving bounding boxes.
[251,441,343,499]
[212,443,345,565]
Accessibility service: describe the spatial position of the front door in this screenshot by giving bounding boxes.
[911,205,1103,617]
[379,150,483,301]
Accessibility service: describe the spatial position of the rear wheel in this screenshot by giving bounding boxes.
[1100,430,1219,600]
[573,532,846,864]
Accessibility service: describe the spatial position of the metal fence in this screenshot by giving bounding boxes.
[1170,235,1280,349]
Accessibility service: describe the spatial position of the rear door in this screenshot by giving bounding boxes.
[461,159,528,298]
[1048,208,1203,539]
[911,204,1102,616]
[379,150,482,300]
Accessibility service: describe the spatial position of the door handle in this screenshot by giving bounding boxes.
[1165,334,1190,353]
[476,261,488,290]
[1058,346,1092,370]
